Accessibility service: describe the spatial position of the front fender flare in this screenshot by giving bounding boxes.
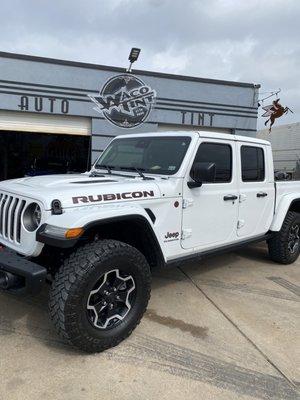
[36,205,165,265]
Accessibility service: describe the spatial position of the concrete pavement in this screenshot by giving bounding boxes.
[0,243,299,400]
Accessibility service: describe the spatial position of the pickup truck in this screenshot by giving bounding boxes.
[0,131,300,353]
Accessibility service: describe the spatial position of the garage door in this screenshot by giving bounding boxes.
[0,110,91,136]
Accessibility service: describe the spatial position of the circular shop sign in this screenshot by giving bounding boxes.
[89,74,156,129]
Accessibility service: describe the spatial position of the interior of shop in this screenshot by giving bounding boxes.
[0,131,91,181]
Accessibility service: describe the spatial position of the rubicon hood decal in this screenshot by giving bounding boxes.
[0,174,161,209]
[72,190,155,204]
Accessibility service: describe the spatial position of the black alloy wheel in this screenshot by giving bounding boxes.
[49,240,151,353]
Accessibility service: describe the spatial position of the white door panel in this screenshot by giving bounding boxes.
[181,139,239,250]
[181,184,239,249]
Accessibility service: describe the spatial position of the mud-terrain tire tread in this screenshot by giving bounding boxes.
[268,211,300,264]
[49,239,151,353]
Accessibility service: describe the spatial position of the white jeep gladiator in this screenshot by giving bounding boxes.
[0,131,300,352]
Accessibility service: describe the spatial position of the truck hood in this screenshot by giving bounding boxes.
[0,173,162,210]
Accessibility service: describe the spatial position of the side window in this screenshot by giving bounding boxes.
[193,142,232,183]
[241,146,265,182]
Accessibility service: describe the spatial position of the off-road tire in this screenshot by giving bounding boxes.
[268,211,300,264]
[49,240,151,353]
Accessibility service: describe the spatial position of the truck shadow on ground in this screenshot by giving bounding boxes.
[0,285,81,353]
[154,250,239,280]
[154,243,275,286]
[235,243,276,265]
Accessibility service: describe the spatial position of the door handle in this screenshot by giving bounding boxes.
[257,192,268,198]
[223,195,238,201]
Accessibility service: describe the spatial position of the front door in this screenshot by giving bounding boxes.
[181,139,239,250]
[237,143,275,237]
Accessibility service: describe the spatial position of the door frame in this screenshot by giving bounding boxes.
[235,142,275,238]
[181,136,239,251]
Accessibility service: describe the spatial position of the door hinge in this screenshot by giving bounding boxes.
[181,229,192,240]
[237,219,245,229]
[182,198,194,209]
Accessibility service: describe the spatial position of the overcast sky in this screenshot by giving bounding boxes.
[0,0,299,129]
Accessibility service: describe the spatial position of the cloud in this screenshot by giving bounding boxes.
[0,0,299,127]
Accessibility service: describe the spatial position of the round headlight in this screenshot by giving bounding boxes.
[23,203,42,232]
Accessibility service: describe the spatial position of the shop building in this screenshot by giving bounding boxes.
[257,122,300,179]
[0,51,259,181]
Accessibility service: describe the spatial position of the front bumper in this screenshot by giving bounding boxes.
[0,247,47,295]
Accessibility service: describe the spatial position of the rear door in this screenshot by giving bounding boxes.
[237,143,275,237]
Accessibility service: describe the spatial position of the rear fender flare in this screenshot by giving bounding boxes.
[270,195,300,231]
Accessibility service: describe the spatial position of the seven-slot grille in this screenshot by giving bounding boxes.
[0,192,27,244]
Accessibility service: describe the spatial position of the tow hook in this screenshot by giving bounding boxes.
[0,271,23,290]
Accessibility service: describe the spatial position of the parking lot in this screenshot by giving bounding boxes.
[0,243,299,400]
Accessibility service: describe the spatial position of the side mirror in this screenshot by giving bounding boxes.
[188,162,216,188]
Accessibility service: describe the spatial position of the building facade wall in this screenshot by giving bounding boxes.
[257,122,300,173]
[0,52,259,164]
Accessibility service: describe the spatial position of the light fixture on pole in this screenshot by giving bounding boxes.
[127,48,141,73]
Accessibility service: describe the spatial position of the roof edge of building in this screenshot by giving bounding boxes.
[0,51,260,89]
[257,121,300,133]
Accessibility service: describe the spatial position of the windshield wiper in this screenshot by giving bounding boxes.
[90,166,136,179]
[102,165,113,174]
[120,166,154,180]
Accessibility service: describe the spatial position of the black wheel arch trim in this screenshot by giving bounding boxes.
[279,198,300,230]
[288,198,300,211]
[83,214,165,268]
[36,214,165,267]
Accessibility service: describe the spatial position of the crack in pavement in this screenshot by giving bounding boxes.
[197,279,299,302]
[178,267,299,394]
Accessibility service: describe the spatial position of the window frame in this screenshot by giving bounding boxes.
[191,141,233,184]
[94,136,192,176]
[240,145,265,183]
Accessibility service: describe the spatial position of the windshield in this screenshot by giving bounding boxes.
[94,136,191,175]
